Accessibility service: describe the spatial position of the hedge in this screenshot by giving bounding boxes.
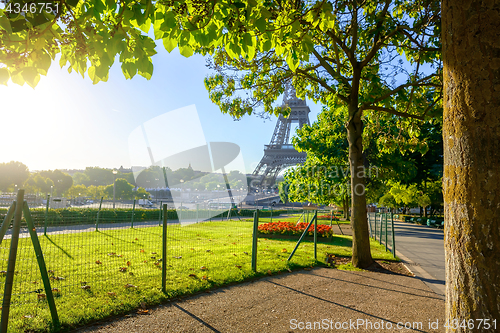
[0,207,287,227]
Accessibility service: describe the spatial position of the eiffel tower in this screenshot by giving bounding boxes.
[251,85,310,188]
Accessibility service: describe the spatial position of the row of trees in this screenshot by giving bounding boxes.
[0,162,74,196]
[1,0,497,326]
[66,180,150,201]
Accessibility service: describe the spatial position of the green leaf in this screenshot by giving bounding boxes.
[162,37,177,53]
[88,66,99,84]
[255,17,266,33]
[38,52,52,75]
[94,0,106,15]
[246,45,256,60]
[262,40,272,52]
[10,70,24,85]
[21,67,39,88]
[233,2,245,9]
[105,0,116,10]
[121,62,133,79]
[138,60,154,80]
[0,68,10,85]
[243,33,252,46]
[162,11,177,29]
[140,18,151,33]
[179,45,193,58]
[66,0,80,7]
[95,64,110,79]
[286,53,299,72]
[0,15,13,34]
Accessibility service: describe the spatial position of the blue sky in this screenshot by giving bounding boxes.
[0,47,322,174]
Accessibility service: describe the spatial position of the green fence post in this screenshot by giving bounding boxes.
[379,214,383,245]
[131,199,136,228]
[251,209,259,272]
[391,212,396,258]
[162,204,168,294]
[385,212,388,252]
[330,212,333,227]
[95,197,103,231]
[314,210,318,260]
[270,206,273,223]
[44,194,50,236]
[23,202,60,331]
[0,190,25,333]
[374,212,377,241]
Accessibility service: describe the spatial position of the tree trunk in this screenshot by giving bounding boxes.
[347,98,373,268]
[443,0,500,330]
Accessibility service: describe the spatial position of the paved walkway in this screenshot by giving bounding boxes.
[74,267,444,333]
[392,221,445,299]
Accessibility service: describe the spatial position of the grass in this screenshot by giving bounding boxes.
[0,219,394,332]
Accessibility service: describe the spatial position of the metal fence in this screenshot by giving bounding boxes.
[0,192,338,332]
[367,212,396,258]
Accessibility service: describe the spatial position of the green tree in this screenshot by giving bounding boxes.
[39,170,73,196]
[87,185,107,200]
[135,187,150,200]
[0,161,30,191]
[84,167,115,186]
[105,178,135,200]
[278,180,289,204]
[378,192,398,211]
[67,184,88,198]
[204,1,441,267]
[72,172,91,186]
[23,173,54,194]
[135,166,169,188]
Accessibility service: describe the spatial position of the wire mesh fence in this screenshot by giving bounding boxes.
[0,192,346,332]
[367,212,396,258]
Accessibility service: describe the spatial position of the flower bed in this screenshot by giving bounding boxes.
[258,221,334,238]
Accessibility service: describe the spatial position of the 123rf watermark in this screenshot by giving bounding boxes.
[290,318,497,330]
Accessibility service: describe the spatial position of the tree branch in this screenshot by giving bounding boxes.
[366,73,441,106]
[296,68,349,104]
[359,105,424,120]
[311,48,351,88]
[360,24,409,68]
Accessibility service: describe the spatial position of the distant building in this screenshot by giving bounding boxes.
[118,166,133,174]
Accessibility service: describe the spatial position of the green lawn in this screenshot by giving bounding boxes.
[0,220,394,332]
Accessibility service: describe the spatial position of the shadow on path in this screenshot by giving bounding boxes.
[266,280,428,333]
[346,271,433,294]
[306,271,442,301]
[173,303,221,333]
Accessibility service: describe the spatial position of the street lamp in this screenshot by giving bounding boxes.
[112,169,118,209]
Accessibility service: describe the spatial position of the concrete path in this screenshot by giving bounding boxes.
[393,221,445,299]
[74,267,445,333]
